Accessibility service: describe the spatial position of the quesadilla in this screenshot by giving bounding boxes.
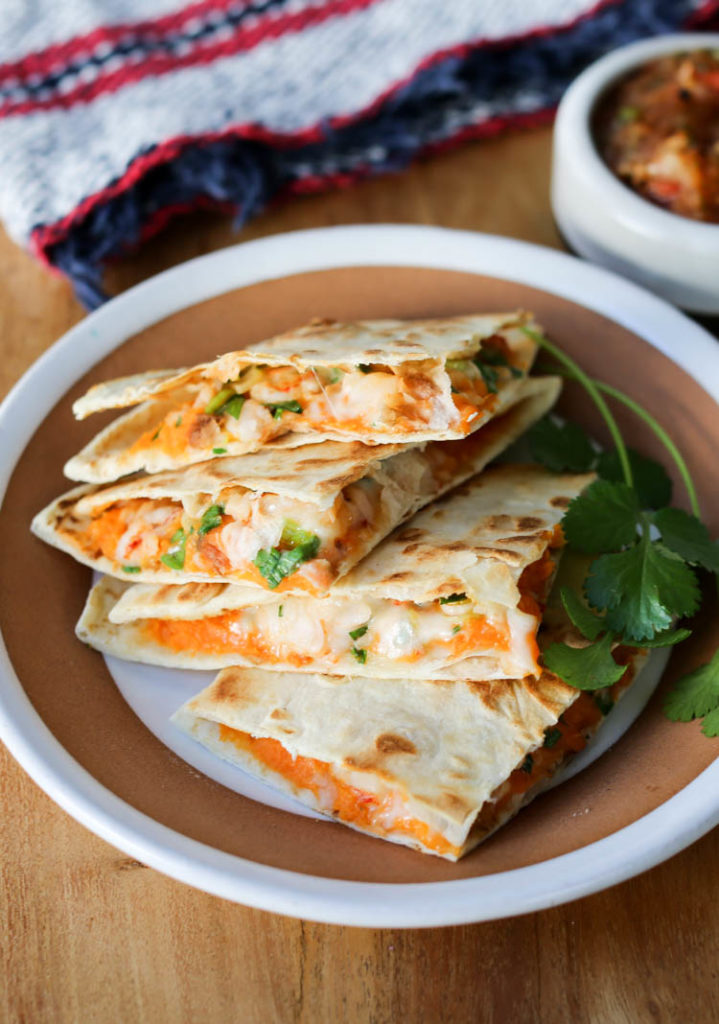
[65,313,538,483]
[34,377,560,596]
[171,648,646,861]
[77,463,593,680]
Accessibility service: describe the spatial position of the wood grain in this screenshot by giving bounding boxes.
[2,128,718,1024]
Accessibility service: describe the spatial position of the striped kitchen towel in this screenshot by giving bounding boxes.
[1,0,717,307]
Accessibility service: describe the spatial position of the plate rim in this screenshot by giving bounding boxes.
[1,223,718,927]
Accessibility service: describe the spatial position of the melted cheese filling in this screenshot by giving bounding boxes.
[128,338,525,457]
[143,596,540,675]
[66,481,384,593]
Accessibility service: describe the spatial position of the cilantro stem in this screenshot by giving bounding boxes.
[522,328,633,488]
[589,381,701,519]
[536,362,701,519]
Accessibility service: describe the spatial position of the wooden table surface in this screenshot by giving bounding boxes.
[2,128,718,1024]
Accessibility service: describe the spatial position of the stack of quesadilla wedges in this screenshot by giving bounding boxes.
[33,312,646,860]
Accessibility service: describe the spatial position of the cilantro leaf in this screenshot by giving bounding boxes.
[198,503,225,537]
[701,708,719,737]
[543,727,562,748]
[254,547,308,588]
[528,417,596,473]
[253,531,321,588]
[563,480,640,554]
[597,448,672,510]
[543,634,627,690]
[652,508,719,572]
[664,648,719,724]
[585,535,700,641]
[640,627,692,648]
[594,693,615,716]
[160,528,187,571]
[560,586,605,641]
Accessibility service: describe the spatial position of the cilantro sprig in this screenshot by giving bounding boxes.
[524,327,719,732]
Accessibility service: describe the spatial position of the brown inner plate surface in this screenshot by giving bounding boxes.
[1,266,717,884]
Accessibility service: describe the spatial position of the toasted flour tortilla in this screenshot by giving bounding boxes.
[77,462,593,680]
[65,313,538,483]
[171,650,646,860]
[34,377,560,596]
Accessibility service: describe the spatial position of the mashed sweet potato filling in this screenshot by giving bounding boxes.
[217,725,460,858]
[142,599,516,671]
[132,534,563,673]
[214,651,635,857]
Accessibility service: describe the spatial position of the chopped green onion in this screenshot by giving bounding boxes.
[205,387,236,415]
[151,427,161,441]
[281,520,318,549]
[212,447,228,455]
[122,565,141,574]
[220,394,246,419]
[520,754,534,774]
[357,364,372,374]
[198,504,225,536]
[452,625,462,635]
[267,400,302,420]
[351,647,367,665]
[175,415,183,427]
[160,528,187,571]
[278,605,283,618]
[439,593,468,605]
[349,624,368,641]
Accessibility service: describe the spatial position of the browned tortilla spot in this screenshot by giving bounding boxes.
[375,733,417,755]
[518,516,543,530]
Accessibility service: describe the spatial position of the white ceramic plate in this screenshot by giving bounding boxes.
[1,225,718,927]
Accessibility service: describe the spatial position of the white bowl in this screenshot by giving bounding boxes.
[552,33,719,314]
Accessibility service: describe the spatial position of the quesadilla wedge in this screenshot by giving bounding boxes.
[65,313,538,483]
[34,377,560,596]
[171,647,647,861]
[77,463,593,680]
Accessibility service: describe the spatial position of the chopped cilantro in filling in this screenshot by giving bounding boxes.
[253,522,322,589]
